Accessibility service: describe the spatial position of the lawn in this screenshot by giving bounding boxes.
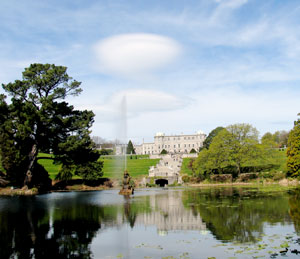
[100,156,160,179]
[37,153,160,180]
[180,158,195,176]
[38,153,61,180]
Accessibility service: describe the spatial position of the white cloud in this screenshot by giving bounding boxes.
[93,33,181,79]
[78,89,190,122]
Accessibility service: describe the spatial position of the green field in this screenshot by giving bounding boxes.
[100,156,160,179]
[38,153,61,180]
[37,153,160,180]
[180,158,195,176]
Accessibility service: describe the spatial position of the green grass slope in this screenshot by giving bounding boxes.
[37,153,159,180]
[100,156,160,179]
[180,158,195,176]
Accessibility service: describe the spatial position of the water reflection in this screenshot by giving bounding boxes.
[135,190,206,234]
[182,188,292,242]
[0,188,300,258]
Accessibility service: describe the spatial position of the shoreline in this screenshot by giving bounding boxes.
[0,178,299,196]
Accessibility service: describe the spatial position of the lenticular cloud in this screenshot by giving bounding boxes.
[94,33,181,78]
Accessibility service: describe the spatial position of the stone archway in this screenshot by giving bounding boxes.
[155,179,168,187]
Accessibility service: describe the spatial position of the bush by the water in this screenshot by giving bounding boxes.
[237,173,258,182]
[210,174,232,183]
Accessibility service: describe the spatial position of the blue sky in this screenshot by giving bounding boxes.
[1,0,300,143]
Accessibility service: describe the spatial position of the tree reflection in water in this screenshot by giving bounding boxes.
[0,194,116,258]
[182,187,291,243]
[289,188,300,233]
[1,188,300,258]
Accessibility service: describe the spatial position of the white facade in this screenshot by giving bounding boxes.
[134,131,206,155]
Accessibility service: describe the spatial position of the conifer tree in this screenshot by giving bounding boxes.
[0,64,103,188]
[126,140,136,154]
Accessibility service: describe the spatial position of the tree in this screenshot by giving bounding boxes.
[201,126,224,150]
[0,64,103,188]
[274,130,289,148]
[287,114,300,177]
[193,123,274,178]
[160,149,168,155]
[262,131,289,148]
[126,140,136,154]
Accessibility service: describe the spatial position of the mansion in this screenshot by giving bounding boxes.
[134,131,206,155]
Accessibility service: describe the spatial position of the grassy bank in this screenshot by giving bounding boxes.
[38,153,61,180]
[100,156,159,179]
[37,153,159,180]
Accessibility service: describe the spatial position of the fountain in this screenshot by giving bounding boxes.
[119,169,134,195]
[117,96,134,195]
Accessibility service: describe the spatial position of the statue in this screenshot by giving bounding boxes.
[119,170,134,195]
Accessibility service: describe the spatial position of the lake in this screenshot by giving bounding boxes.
[1,186,300,258]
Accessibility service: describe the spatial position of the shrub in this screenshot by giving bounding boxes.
[181,175,190,183]
[210,174,232,183]
[237,173,258,182]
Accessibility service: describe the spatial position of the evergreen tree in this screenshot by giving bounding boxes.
[160,149,168,155]
[202,126,224,150]
[126,140,136,154]
[287,114,300,177]
[190,148,197,153]
[0,64,103,188]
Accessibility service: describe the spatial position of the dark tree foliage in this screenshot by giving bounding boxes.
[190,148,197,154]
[287,114,300,177]
[0,64,103,188]
[160,149,168,154]
[98,149,113,156]
[126,140,136,154]
[202,126,224,150]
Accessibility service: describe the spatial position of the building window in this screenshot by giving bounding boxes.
[174,145,176,148]
[192,144,194,147]
[188,144,190,147]
[178,144,180,148]
[184,144,186,147]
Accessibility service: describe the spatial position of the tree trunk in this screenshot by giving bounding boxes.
[236,163,241,176]
[24,144,38,188]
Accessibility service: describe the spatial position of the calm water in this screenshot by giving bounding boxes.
[1,187,300,258]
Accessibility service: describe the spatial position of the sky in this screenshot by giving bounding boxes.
[1,0,300,143]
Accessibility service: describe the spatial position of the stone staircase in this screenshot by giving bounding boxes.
[148,154,183,184]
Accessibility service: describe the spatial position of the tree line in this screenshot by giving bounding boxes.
[192,119,300,180]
